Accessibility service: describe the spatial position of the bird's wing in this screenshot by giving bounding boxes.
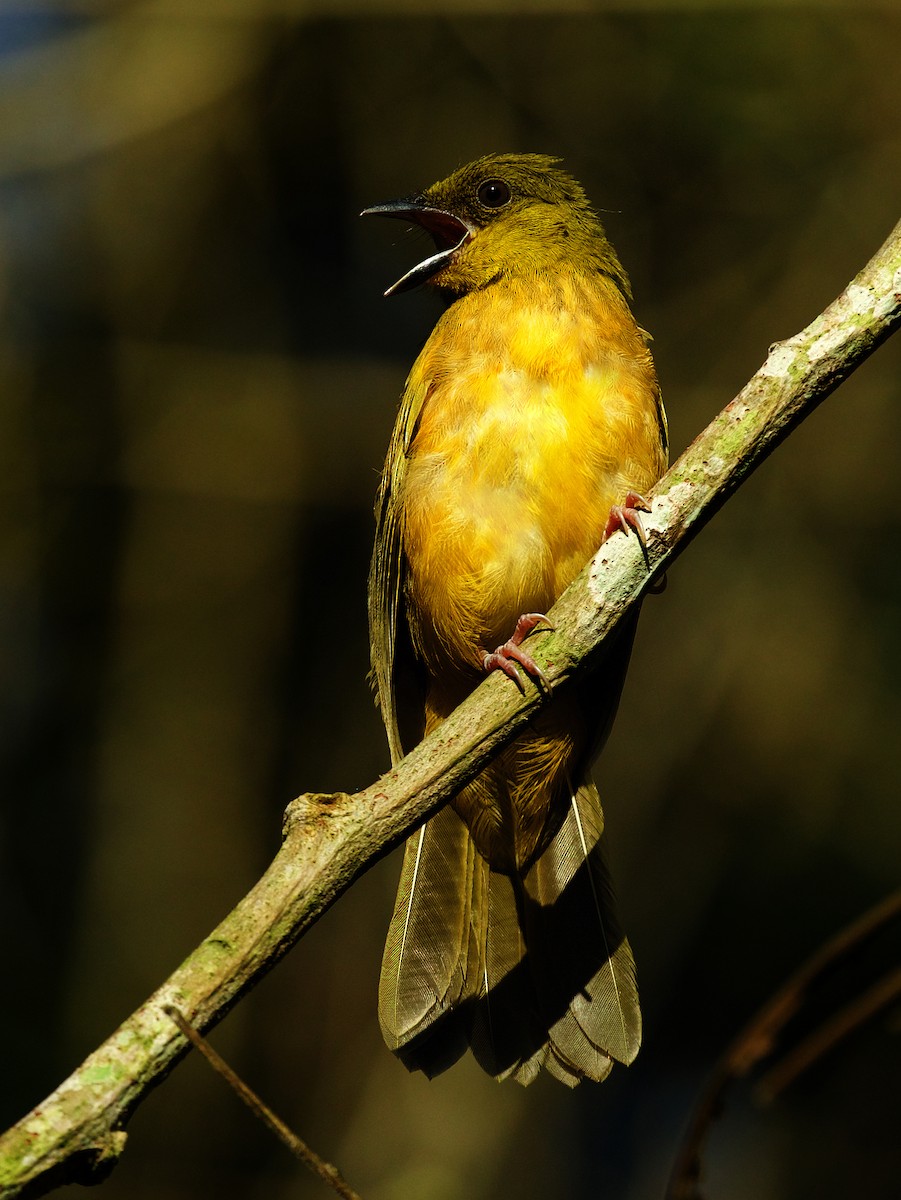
[654,379,669,462]
[368,369,432,764]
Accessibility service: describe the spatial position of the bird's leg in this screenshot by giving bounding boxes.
[604,491,652,547]
[482,612,554,693]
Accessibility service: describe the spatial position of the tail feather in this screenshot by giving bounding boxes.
[468,868,542,1080]
[526,780,641,1071]
[379,781,640,1084]
[379,804,476,1051]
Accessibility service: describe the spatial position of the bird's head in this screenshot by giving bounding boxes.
[362,153,630,298]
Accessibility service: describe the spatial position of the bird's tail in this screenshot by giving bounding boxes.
[378,780,640,1085]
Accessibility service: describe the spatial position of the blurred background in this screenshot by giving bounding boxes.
[1,2,900,1198]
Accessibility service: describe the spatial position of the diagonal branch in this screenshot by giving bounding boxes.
[2,220,900,1198]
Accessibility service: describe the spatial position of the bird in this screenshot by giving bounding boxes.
[362,153,667,1086]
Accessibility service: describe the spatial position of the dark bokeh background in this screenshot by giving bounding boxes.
[1,4,900,1199]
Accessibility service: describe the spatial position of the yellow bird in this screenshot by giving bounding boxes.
[363,154,667,1086]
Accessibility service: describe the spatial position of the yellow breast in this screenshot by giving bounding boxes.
[401,270,664,681]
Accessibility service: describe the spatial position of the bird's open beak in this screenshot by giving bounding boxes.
[361,197,473,295]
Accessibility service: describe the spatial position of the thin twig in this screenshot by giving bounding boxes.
[165,1007,362,1200]
[665,890,901,1200]
[756,966,901,1103]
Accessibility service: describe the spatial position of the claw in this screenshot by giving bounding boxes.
[648,572,668,595]
[604,491,652,547]
[482,612,554,693]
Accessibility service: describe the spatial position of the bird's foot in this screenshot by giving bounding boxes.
[604,491,652,548]
[482,612,554,694]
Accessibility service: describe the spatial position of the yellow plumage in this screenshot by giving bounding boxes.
[364,154,667,1085]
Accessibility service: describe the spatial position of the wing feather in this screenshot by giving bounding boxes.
[368,371,432,764]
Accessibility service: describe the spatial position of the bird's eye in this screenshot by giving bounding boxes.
[477,178,512,209]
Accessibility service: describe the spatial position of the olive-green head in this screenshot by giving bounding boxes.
[362,153,631,299]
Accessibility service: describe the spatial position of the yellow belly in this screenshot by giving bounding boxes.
[402,272,663,683]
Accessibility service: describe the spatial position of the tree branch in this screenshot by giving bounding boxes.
[665,889,901,1200]
[2,220,900,1197]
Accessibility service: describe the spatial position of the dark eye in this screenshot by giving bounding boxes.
[477,178,511,209]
